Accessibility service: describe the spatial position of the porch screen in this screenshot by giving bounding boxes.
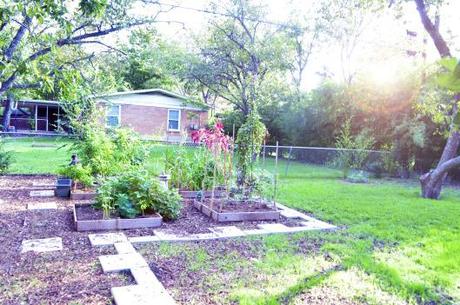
[168,109,180,131]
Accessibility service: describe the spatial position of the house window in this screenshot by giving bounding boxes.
[106,104,120,127]
[168,109,180,131]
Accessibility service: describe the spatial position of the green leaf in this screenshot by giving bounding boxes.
[436,72,460,91]
[454,60,460,78]
[439,58,458,72]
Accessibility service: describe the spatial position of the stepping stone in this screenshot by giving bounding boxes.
[153,231,188,242]
[257,223,291,233]
[188,232,219,241]
[114,242,136,254]
[130,267,162,287]
[111,285,176,305]
[89,233,128,246]
[279,208,305,219]
[301,221,336,230]
[209,226,245,238]
[99,253,148,272]
[128,235,160,244]
[27,202,57,210]
[242,228,271,236]
[21,237,63,253]
[30,190,55,197]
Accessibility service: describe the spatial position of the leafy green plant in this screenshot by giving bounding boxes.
[331,120,374,179]
[0,139,11,174]
[117,195,138,219]
[235,113,266,188]
[70,124,147,178]
[153,189,182,220]
[58,163,94,188]
[165,148,222,191]
[95,169,182,220]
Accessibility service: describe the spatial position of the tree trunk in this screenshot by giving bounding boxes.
[414,0,460,198]
[1,93,14,131]
[420,152,460,199]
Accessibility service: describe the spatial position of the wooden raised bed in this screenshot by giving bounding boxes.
[73,203,162,231]
[179,189,226,200]
[70,189,97,200]
[193,199,280,222]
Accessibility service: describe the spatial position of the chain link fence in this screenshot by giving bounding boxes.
[257,145,392,177]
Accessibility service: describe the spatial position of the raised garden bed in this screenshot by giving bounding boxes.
[73,203,162,231]
[70,189,97,200]
[193,198,280,222]
[179,189,226,200]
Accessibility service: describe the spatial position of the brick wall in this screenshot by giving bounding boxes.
[119,104,208,140]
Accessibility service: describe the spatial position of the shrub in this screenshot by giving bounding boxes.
[0,139,12,174]
[331,120,374,178]
[95,169,182,220]
[58,163,94,188]
[70,125,147,178]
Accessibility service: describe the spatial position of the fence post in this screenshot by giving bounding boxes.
[284,146,293,176]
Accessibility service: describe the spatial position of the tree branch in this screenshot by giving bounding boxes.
[4,13,32,61]
[414,0,451,57]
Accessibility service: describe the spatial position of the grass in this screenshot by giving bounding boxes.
[3,137,71,174]
[3,137,460,304]
[2,137,186,174]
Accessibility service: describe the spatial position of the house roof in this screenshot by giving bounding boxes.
[96,88,187,100]
[95,88,208,112]
[1,98,60,106]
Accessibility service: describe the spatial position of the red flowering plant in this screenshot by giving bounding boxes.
[192,122,233,209]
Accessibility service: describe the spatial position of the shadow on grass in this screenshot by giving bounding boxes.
[236,266,342,305]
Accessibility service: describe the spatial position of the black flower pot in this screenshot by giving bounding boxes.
[55,178,72,198]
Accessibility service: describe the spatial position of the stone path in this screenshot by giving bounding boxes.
[96,241,177,305]
[90,203,336,245]
[89,204,335,304]
[21,237,63,253]
[21,189,62,254]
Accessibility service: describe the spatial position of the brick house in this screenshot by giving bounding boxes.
[96,89,208,141]
[0,89,208,141]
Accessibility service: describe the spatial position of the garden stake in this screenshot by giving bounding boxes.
[274,141,279,208]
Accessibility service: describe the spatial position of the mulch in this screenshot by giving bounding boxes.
[0,175,315,305]
[0,175,131,305]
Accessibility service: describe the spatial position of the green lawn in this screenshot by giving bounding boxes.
[3,137,460,304]
[2,137,184,174]
[3,137,71,174]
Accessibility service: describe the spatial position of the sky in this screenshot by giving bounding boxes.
[120,0,460,91]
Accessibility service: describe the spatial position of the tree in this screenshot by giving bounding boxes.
[409,0,460,198]
[0,0,165,130]
[285,1,331,92]
[187,0,293,117]
[100,29,191,91]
